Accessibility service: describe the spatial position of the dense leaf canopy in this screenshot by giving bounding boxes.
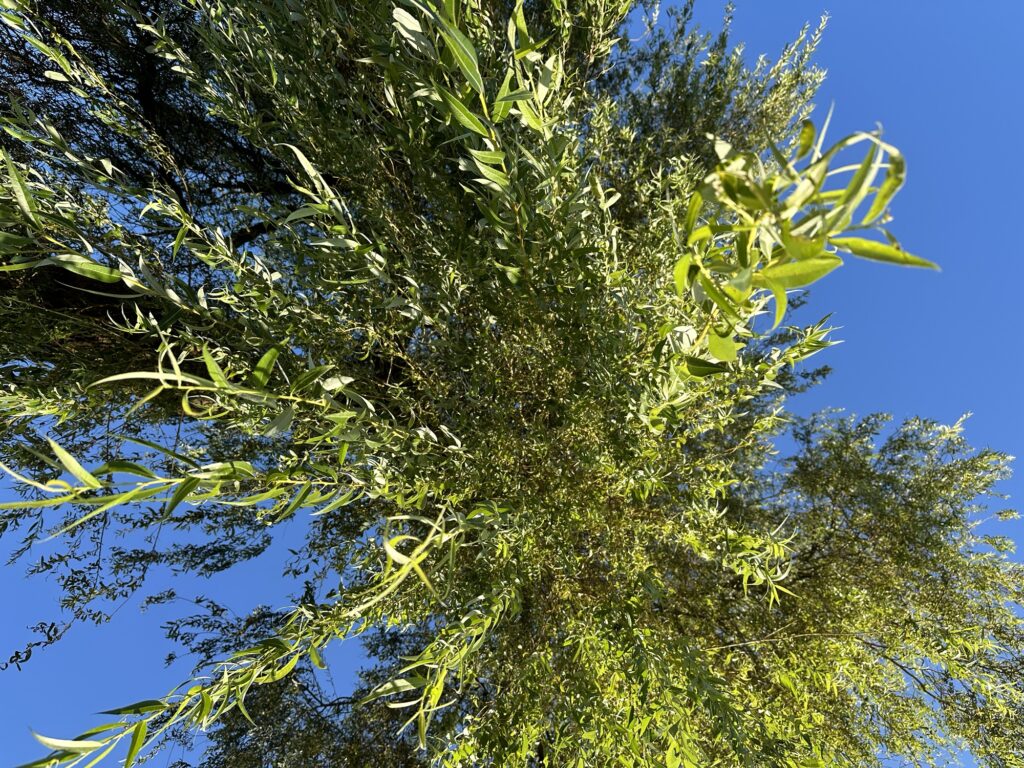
[0,1,1021,766]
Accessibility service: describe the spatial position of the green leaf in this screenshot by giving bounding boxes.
[309,645,327,669]
[687,225,712,246]
[124,720,147,768]
[697,273,741,325]
[46,253,122,283]
[121,436,200,468]
[32,732,104,753]
[517,101,543,132]
[683,356,729,377]
[392,7,434,58]
[473,159,509,189]
[759,256,843,288]
[708,331,738,362]
[684,191,703,233]
[761,276,788,330]
[48,439,102,489]
[830,236,937,269]
[0,231,33,248]
[250,347,280,389]
[780,230,825,261]
[90,370,210,388]
[491,69,515,122]
[163,477,200,519]
[264,405,295,436]
[673,254,693,296]
[100,700,167,716]
[369,677,423,699]
[437,86,488,136]
[494,89,533,104]
[469,148,505,165]
[49,485,166,539]
[263,653,300,682]
[437,19,484,94]
[796,120,815,159]
[290,364,335,394]
[94,460,159,480]
[3,148,37,225]
[202,345,230,388]
[863,151,905,223]
[278,143,322,186]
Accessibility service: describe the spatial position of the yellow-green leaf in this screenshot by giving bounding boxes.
[760,256,843,288]
[437,86,488,136]
[829,236,937,269]
[48,439,102,489]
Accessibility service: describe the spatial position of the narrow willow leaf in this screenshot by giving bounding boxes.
[202,345,230,388]
[100,700,166,716]
[371,677,422,698]
[0,231,34,247]
[469,148,505,165]
[0,258,44,272]
[687,225,712,246]
[473,159,509,189]
[437,86,488,136]
[760,256,842,288]
[780,230,825,261]
[309,645,326,669]
[517,101,543,132]
[684,191,703,233]
[392,7,434,58]
[32,733,104,753]
[45,253,122,283]
[50,485,166,539]
[863,152,905,223]
[830,236,937,269]
[121,436,200,468]
[761,276,788,330]
[796,120,815,159]
[124,721,147,768]
[250,346,279,388]
[197,691,213,725]
[673,254,693,296]
[290,364,334,394]
[80,742,118,768]
[491,69,515,122]
[514,35,552,60]
[264,405,295,436]
[93,460,160,480]
[163,477,200,519]
[262,653,300,682]
[3,148,37,224]
[683,356,729,377]
[494,89,532,104]
[437,20,484,94]
[90,370,210,388]
[48,439,102,489]
[235,695,256,726]
[697,273,741,324]
[0,494,80,510]
[277,142,321,184]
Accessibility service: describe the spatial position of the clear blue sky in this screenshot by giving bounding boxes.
[2,2,1022,766]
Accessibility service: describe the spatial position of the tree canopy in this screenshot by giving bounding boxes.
[1,1,1021,767]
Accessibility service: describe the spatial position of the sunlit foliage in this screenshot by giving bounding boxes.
[1,0,1020,766]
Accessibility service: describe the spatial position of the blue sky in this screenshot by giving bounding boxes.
[2,1,1022,765]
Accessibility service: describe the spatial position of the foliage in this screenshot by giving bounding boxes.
[0,0,1020,766]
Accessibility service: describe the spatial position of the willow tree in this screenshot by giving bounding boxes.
[1,1,1021,767]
